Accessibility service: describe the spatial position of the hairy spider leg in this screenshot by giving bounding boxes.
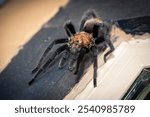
[103,34,115,63]
[85,9,98,18]
[64,20,76,37]
[90,24,100,87]
[94,22,115,63]
[29,44,68,85]
[92,23,99,38]
[32,38,68,74]
[58,49,69,69]
[79,9,98,31]
[73,48,87,74]
[91,46,98,87]
[79,15,88,32]
[68,53,79,71]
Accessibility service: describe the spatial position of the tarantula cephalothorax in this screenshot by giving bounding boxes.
[29,9,115,87]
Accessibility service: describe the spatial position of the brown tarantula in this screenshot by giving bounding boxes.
[29,9,116,87]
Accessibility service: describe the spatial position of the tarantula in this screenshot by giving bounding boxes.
[29,9,115,87]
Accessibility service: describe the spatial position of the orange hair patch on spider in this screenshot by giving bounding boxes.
[70,32,93,48]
